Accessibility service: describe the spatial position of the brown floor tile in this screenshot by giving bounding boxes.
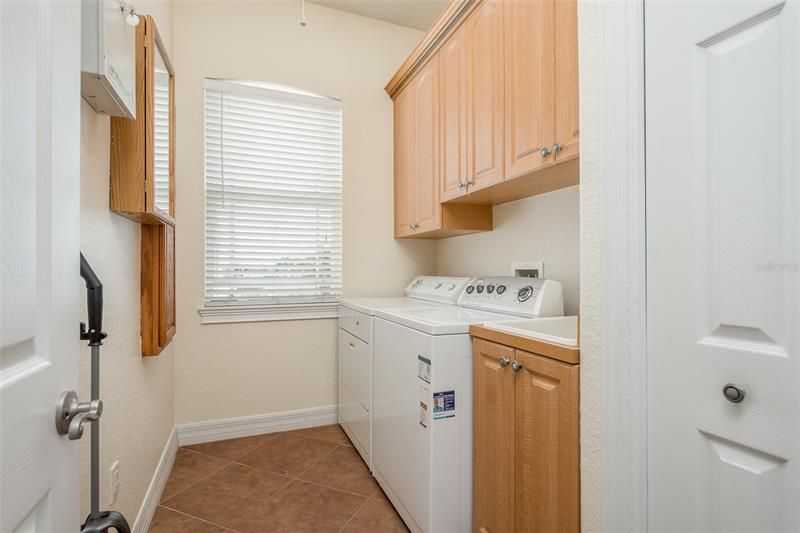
[237,432,337,477]
[161,449,230,501]
[161,463,290,528]
[299,445,377,497]
[341,491,410,533]
[232,479,366,533]
[287,424,352,446]
[149,505,225,533]
[185,433,277,461]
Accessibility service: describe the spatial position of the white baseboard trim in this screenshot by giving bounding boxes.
[132,426,178,533]
[175,405,338,446]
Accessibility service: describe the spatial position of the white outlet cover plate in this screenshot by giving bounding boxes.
[511,261,544,278]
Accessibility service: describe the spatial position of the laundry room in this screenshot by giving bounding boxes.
[3,0,797,532]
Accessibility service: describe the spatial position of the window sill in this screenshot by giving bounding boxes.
[198,302,339,325]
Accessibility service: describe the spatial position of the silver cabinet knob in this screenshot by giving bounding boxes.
[551,143,562,153]
[511,360,523,372]
[498,357,510,367]
[458,181,465,189]
[408,223,418,231]
[722,383,746,403]
[540,147,551,158]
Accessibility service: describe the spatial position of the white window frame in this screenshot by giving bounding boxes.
[198,79,342,324]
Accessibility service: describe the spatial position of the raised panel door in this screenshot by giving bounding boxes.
[646,1,800,529]
[467,0,505,191]
[504,0,556,178]
[413,55,441,234]
[473,339,515,533]
[393,85,416,238]
[513,350,579,533]
[0,1,81,528]
[440,26,469,202]
[554,0,579,162]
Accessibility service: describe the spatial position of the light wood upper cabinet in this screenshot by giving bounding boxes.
[467,0,505,192]
[394,84,416,238]
[393,52,492,239]
[473,339,516,533]
[440,26,469,202]
[504,0,556,179]
[413,56,442,234]
[554,0,579,162]
[110,16,175,225]
[393,57,444,238]
[387,0,579,236]
[473,339,579,533]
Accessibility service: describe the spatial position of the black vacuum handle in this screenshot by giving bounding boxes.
[80,253,106,346]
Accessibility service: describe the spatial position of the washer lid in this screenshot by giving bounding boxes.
[374,306,518,335]
[338,296,444,316]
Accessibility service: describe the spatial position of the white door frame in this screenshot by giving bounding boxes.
[586,0,648,530]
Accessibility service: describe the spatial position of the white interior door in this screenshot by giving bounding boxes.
[646,1,799,531]
[0,0,82,531]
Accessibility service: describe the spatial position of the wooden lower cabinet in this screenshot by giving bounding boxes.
[473,339,579,532]
[141,221,176,356]
[474,339,516,533]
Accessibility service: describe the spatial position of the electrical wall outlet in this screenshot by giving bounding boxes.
[109,460,120,505]
[511,261,544,278]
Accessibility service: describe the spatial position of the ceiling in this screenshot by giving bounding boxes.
[308,0,449,31]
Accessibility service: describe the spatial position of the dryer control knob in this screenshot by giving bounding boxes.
[517,286,534,302]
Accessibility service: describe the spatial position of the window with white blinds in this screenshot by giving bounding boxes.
[203,79,342,309]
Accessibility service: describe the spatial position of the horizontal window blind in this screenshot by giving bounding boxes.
[204,79,342,306]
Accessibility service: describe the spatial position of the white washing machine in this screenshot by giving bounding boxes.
[337,276,471,470]
[372,277,564,533]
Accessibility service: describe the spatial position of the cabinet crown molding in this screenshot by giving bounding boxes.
[384,0,479,99]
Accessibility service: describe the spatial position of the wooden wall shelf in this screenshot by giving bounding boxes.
[110,15,177,356]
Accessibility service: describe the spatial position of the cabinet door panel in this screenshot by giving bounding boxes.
[473,339,515,533]
[159,222,176,346]
[141,221,175,356]
[514,350,579,532]
[440,27,469,202]
[504,0,556,178]
[414,56,441,233]
[467,0,505,191]
[554,0,579,162]
[394,86,416,238]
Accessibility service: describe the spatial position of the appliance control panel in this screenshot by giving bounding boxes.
[458,276,564,317]
[405,276,472,304]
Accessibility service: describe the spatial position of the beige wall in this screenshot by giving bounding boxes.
[78,0,175,523]
[577,0,602,529]
[171,0,432,424]
[435,186,580,315]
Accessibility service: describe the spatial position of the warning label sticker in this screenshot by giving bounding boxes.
[419,384,430,428]
[433,390,456,420]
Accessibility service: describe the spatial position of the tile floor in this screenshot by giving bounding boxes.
[149,424,409,533]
